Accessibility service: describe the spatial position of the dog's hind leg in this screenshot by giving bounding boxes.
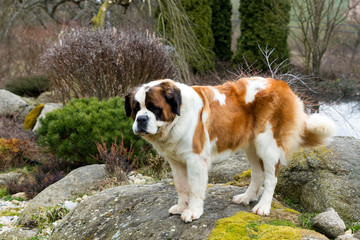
[252,122,284,216]
[232,146,265,205]
[181,155,209,223]
[168,161,189,215]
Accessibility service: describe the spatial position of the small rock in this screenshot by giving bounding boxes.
[64,201,77,211]
[11,192,27,200]
[312,208,346,238]
[336,234,358,240]
[10,200,19,205]
[354,231,360,240]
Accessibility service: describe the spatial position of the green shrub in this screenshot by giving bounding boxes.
[37,97,150,165]
[5,75,49,97]
[24,104,44,130]
[233,0,291,71]
[211,0,233,61]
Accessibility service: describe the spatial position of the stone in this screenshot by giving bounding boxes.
[35,91,59,104]
[0,227,38,240]
[0,89,33,120]
[276,136,360,221]
[336,234,358,240]
[0,172,22,187]
[50,181,248,240]
[11,192,28,201]
[208,152,250,183]
[354,230,360,239]
[64,201,77,211]
[312,208,346,239]
[32,103,63,131]
[19,164,107,225]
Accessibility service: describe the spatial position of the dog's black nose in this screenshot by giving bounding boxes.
[137,115,149,124]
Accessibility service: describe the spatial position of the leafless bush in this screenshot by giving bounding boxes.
[93,136,137,183]
[41,27,176,102]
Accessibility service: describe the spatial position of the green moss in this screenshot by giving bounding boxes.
[24,104,44,130]
[209,212,303,240]
[232,169,252,187]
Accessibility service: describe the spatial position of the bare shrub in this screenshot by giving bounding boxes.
[93,136,137,183]
[41,27,176,102]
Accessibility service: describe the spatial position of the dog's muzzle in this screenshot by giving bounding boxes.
[135,115,149,134]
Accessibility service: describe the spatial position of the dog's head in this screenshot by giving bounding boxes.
[125,79,182,136]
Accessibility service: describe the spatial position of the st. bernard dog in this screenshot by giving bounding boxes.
[125,77,335,223]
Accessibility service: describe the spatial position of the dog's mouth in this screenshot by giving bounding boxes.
[138,129,149,136]
[136,127,160,136]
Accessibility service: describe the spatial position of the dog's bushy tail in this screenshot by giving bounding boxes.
[301,114,336,147]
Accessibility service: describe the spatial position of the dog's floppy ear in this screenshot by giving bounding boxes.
[162,83,182,116]
[125,92,133,117]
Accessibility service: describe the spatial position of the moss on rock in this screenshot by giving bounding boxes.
[24,104,44,130]
[209,211,328,240]
[231,169,251,187]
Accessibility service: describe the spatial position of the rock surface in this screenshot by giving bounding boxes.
[0,228,38,240]
[51,181,248,240]
[19,164,107,225]
[0,172,22,187]
[336,234,359,240]
[354,230,360,239]
[0,89,33,119]
[276,136,360,221]
[33,103,63,131]
[208,152,250,183]
[312,208,346,239]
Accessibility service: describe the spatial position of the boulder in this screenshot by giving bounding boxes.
[312,208,346,238]
[276,136,360,221]
[51,181,248,240]
[208,152,250,183]
[0,172,22,187]
[0,227,38,240]
[0,89,33,119]
[32,103,62,131]
[19,164,107,225]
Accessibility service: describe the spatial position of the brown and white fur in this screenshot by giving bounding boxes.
[125,78,335,223]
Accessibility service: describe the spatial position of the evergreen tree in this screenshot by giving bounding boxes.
[211,0,233,61]
[233,0,291,71]
[181,0,215,71]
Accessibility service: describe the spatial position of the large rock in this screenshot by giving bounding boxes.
[51,181,248,240]
[19,164,107,225]
[0,227,38,240]
[32,103,62,131]
[312,208,346,238]
[0,172,22,187]
[276,136,360,221]
[208,152,250,183]
[0,89,33,119]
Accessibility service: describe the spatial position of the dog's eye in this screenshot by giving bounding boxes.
[146,103,163,120]
[134,101,140,115]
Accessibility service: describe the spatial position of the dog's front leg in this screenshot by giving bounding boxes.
[168,161,189,215]
[181,155,209,223]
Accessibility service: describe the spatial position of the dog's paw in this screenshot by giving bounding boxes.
[169,204,187,215]
[232,193,257,205]
[252,202,271,216]
[181,207,203,223]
